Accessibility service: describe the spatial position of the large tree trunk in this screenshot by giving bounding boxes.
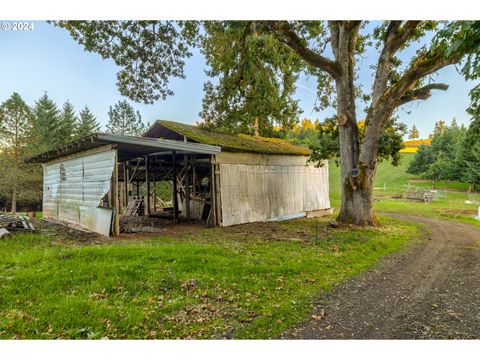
[330,22,379,226]
[337,165,378,226]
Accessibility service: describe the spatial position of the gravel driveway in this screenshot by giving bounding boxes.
[286,216,480,339]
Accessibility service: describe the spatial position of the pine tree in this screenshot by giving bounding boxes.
[32,93,61,152]
[451,117,459,129]
[0,93,41,213]
[457,115,480,188]
[433,120,446,136]
[464,141,480,189]
[106,100,147,136]
[407,144,434,175]
[76,106,100,138]
[408,125,420,139]
[57,101,78,144]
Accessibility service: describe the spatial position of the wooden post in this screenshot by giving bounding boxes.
[145,155,151,216]
[172,151,179,220]
[123,162,128,207]
[183,135,190,219]
[136,181,140,196]
[113,149,120,236]
[153,169,156,213]
[210,155,217,227]
[184,155,190,219]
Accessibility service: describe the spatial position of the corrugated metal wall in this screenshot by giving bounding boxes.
[43,148,116,235]
[216,153,330,226]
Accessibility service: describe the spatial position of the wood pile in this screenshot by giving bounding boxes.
[0,213,35,237]
[124,197,144,216]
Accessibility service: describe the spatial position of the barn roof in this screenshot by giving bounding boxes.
[27,132,221,163]
[144,120,311,156]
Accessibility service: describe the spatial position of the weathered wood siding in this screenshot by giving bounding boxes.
[215,153,330,226]
[43,146,116,235]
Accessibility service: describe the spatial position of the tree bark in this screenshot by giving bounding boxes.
[328,22,379,226]
[337,166,377,226]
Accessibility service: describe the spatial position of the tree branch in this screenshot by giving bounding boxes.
[265,21,341,79]
[384,21,421,54]
[371,21,422,107]
[391,50,459,104]
[399,83,449,105]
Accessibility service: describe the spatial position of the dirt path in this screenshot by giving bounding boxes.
[286,216,480,339]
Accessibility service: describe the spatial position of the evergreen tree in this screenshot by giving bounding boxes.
[433,120,447,136]
[106,100,147,136]
[412,121,467,181]
[32,93,61,151]
[407,144,434,175]
[456,113,480,188]
[76,106,100,138]
[57,101,77,144]
[408,125,420,139]
[464,141,480,189]
[0,93,41,212]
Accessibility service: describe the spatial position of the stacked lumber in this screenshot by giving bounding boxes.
[124,197,144,216]
[0,213,35,237]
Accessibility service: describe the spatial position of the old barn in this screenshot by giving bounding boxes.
[28,120,330,236]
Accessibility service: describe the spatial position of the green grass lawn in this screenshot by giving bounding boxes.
[2,152,477,340]
[0,217,418,339]
[329,153,480,226]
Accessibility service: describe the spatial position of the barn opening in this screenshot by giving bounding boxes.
[28,120,331,236]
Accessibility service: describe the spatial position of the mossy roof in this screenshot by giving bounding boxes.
[148,120,310,156]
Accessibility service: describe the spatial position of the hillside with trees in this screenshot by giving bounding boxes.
[408,117,480,190]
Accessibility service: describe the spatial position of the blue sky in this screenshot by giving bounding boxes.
[0,21,476,138]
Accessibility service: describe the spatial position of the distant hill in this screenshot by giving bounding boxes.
[400,139,432,153]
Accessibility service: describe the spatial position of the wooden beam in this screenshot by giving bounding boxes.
[145,155,151,216]
[210,155,217,227]
[183,135,190,220]
[113,149,120,236]
[153,170,157,213]
[184,155,191,219]
[172,151,179,221]
[123,162,128,206]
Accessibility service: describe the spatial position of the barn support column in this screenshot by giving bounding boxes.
[153,170,156,213]
[112,149,120,236]
[145,155,151,216]
[123,162,128,207]
[172,151,179,221]
[209,155,217,227]
[184,154,191,219]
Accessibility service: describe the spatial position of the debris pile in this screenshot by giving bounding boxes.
[0,213,35,237]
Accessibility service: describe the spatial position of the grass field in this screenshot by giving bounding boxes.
[329,153,480,225]
[329,153,418,204]
[0,217,418,339]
